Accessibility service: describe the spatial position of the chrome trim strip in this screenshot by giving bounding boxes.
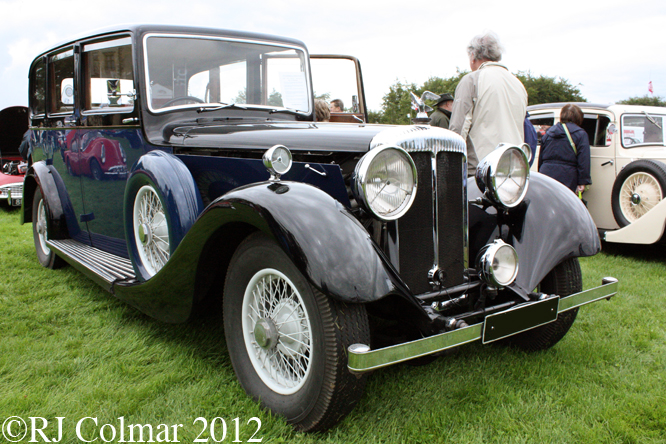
[429,152,439,279]
[558,277,619,312]
[348,277,618,373]
[369,125,466,154]
[348,323,483,373]
[47,239,136,291]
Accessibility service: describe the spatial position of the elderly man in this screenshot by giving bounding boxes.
[449,32,527,174]
[429,93,454,129]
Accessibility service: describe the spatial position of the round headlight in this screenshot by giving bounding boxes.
[263,145,292,179]
[475,144,529,208]
[353,146,417,221]
[478,239,519,288]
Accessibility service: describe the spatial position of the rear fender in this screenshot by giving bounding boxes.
[21,161,80,239]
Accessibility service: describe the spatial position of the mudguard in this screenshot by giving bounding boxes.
[21,161,80,239]
[469,171,600,292]
[124,150,204,281]
[114,180,416,323]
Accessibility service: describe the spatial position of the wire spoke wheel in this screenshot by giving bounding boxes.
[242,269,312,394]
[224,232,370,432]
[36,198,51,256]
[133,185,170,277]
[619,172,663,223]
[31,187,65,269]
[612,160,666,227]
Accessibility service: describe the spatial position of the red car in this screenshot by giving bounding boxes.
[63,130,128,180]
[0,106,28,207]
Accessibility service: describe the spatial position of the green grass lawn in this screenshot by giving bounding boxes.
[1,206,664,443]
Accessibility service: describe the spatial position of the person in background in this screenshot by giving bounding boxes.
[538,103,591,194]
[430,93,454,129]
[315,99,330,122]
[330,99,344,113]
[449,31,528,174]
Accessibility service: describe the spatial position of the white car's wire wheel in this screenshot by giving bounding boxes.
[611,160,666,227]
[132,185,170,277]
[224,232,370,432]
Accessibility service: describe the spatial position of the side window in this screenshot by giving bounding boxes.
[49,49,75,114]
[581,114,611,147]
[30,58,47,116]
[528,114,554,144]
[82,37,134,112]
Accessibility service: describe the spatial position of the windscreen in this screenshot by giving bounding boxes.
[144,35,311,113]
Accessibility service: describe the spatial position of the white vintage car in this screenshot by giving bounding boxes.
[528,103,666,244]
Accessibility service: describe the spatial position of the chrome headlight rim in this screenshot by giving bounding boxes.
[353,145,418,221]
[478,239,519,288]
[475,143,530,209]
[263,145,293,179]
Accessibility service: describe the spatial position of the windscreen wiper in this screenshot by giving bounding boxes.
[643,111,662,129]
[197,103,248,113]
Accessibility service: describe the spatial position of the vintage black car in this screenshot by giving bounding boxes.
[21,25,618,432]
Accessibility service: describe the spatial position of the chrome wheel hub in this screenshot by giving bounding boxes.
[253,318,279,350]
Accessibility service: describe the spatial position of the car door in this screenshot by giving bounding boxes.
[78,35,140,257]
[580,110,616,230]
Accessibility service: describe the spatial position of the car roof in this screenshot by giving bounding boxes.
[528,102,666,115]
[32,24,307,60]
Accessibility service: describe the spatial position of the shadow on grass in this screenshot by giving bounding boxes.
[601,240,666,264]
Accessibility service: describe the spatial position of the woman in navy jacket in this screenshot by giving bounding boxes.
[538,104,592,193]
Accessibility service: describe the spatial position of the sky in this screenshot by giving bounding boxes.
[1,0,665,112]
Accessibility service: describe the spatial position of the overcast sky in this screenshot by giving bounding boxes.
[1,0,664,112]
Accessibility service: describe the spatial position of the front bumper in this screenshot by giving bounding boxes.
[0,183,23,206]
[348,277,619,373]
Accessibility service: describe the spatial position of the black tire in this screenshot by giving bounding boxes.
[32,188,65,269]
[90,158,103,181]
[223,232,370,432]
[611,160,666,227]
[507,258,581,352]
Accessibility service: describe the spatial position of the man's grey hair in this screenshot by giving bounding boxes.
[467,32,504,62]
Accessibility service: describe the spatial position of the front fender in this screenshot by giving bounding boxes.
[210,181,408,303]
[469,172,600,291]
[113,181,416,323]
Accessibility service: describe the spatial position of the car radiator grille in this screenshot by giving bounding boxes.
[0,183,23,199]
[397,151,466,295]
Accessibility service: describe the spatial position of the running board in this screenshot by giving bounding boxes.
[47,239,137,292]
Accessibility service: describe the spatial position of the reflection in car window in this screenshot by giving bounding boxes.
[49,49,75,114]
[30,57,46,116]
[83,37,134,112]
[144,35,311,113]
[621,114,666,148]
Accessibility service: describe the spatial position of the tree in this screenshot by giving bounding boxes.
[376,79,418,125]
[372,71,586,124]
[618,95,666,107]
[515,72,586,105]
